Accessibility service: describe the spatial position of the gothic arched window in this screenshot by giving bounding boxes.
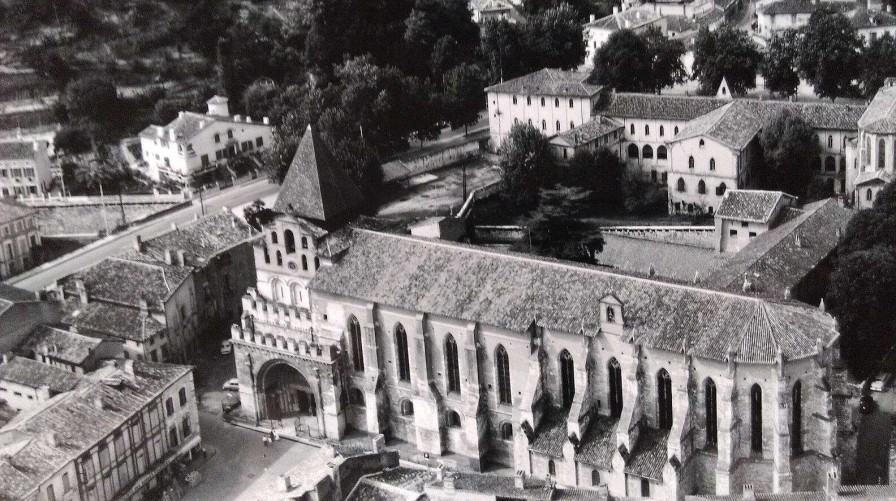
[792,380,802,453]
[608,358,623,418]
[559,350,575,408]
[496,345,512,405]
[445,334,461,394]
[349,316,364,371]
[705,378,717,448]
[657,369,672,429]
[395,324,411,382]
[751,384,763,452]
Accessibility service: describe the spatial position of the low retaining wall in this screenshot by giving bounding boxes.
[382,129,488,183]
[18,192,186,207]
[473,225,527,243]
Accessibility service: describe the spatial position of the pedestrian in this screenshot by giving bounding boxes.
[269,430,275,443]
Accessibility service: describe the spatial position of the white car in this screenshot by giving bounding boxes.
[220,340,233,355]
[222,378,240,392]
[871,373,893,392]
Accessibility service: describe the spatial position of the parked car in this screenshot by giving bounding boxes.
[222,393,241,413]
[860,394,876,415]
[222,378,240,392]
[220,340,233,355]
[870,373,893,392]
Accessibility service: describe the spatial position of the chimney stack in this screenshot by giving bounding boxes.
[263,117,270,125]
[32,141,40,152]
[133,235,143,253]
[443,474,455,491]
[743,484,756,500]
[37,385,51,400]
[277,474,292,492]
[1,354,7,364]
[76,278,88,305]
[590,13,596,22]
[164,249,174,265]
[139,299,149,318]
[168,129,176,141]
[176,249,187,267]
[233,115,242,122]
[825,466,841,500]
[515,471,526,489]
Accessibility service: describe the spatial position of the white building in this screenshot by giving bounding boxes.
[485,69,604,150]
[584,7,665,66]
[0,355,84,411]
[714,190,797,252]
[470,0,523,23]
[0,198,40,280]
[756,0,820,37]
[138,96,272,185]
[850,78,896,208]
[548,115,624,163]
[0,140,52,197]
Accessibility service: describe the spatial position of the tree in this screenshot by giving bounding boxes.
[404,0,479,77]
[73,158,121,195]
[243,199,277,230]
[241,80,283,122]
[499,123,553,208]
[828,244,896,379]
[758,109,821,198]
[63,77,124,144]
[797,8,862,101]
[479,18,528,83]
[762,30,801,98]
[441,63,485,133]
[153,96,195,124]
[522,4,588,71]
[692,26,762,95]
[591,28,687,93]
[568,147,625,202]
[642,27,688,93]
[860,33,896,98]
[591,30,653,92]
[622,175,667,215]
[515,185,604,263]
[54,125,92,155]
[22,46,73,90]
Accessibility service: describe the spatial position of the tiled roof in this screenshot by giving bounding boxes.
[138,111,270,143]
[859,85,896,133]
[346,481,416,501]
[429,472,552,500]
[485,68,603,97]
[0,356,84,393]
[0,283,36,303]
[716,190,792,223]
[369,466,437,490]
[551,116,623,146]
[692,484,896,499]
[623,428,669,481]
[758,0,822,16]
[60,297,166,343]
[574,415,618,468]
[273,126,364,227]
[0,141,43,161]
[855,169,892,186]
[0,198,37,225]
[584,7,663,31]
[601,93,728,121]
[121,210,257,267]
[207,95,228,104]
[24,325,103,365]
[528,407,568,458]
[0,361,191,500]
[849,6,896,29]
[60,257,192,309]
[706,198,854,299]
[310,231,839,364]
[673,100,867,150]
[596,234,729,283]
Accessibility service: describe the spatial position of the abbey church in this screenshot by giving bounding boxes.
[231,126,853,499]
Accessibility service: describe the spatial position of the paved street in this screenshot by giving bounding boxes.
[6,178,280,291]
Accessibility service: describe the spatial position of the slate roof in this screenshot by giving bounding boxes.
[60,257,192,310]
[24,325,104,365]
[552,116,623,146]
[0,356,84,393]
[429,472,552,500]
[0,141,42,161]
[706,198,854,298]
[310,230,839,364]
[121,210,257,267]
[0,361,191,500]
[574,415,619,468]
[529,407,568,458]
[623,428,670,481]
[60,298,166,343]
[716,190,793,223]
[849,6,896,29]
[854,169,892,186]
[858,84,896,133]
[692,484,896,499]
[596,234,729,283]
[0,198,37,225]
[273,126,364,226]
[485,68,603,97]
[138,111,270,143]
[346,481,416,501]
[672,100,867,150]
[601,93,728,121]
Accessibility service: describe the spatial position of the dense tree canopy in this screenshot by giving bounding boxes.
[499,123,553,208]
[516,185,605,263]
[762,30,801,98]
[692,26,762,95]
[797,8,862,101]
[758,109,821,198]
[828,184,896,377]
[404,0,479,77]
[568,147,625,202]
[860,33,896,98]
[591,27,686,93]
[441,63,486,132]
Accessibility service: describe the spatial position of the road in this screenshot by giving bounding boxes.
[7,178,280,292]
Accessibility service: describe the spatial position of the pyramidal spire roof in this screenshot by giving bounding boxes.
[273,125,364,226]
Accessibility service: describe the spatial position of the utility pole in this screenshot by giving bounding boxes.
[99,181,109,235]
[118,186,126,226]
[198,185,205,216]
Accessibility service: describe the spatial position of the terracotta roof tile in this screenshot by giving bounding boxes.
[716,190,792,223]
[23,325,104,365]
[623,428,669,481]
[574,415,618,468]
[310,231,839,363]
[0,356,84,393]
[601,93,728,121]
[60,258,191,309]
[486,69,603,98]
[60,298,166,343]
[529,407,568,458]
